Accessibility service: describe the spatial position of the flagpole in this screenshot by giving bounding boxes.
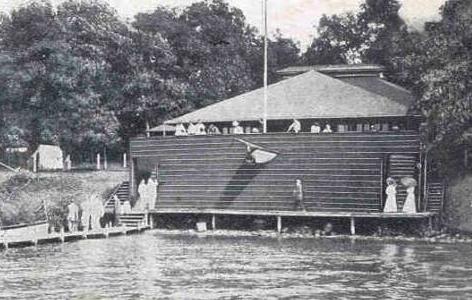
[263,0,268,133]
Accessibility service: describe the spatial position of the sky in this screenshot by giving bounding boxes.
[0,0,447,48]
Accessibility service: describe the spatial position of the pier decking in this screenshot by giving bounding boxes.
[0,225,150,250]
[150,209,437,235]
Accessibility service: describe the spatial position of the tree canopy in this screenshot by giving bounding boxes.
[1,0,470,172]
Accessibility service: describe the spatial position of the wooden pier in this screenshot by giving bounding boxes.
[0,225,150,250]
[150,209,437,235]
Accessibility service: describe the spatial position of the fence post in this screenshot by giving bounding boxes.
[96,153,101,170]
[103,149,108,170]
[123,153,127,168]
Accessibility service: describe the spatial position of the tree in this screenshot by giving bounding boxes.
[303,0,421,85]
[249,29,301,86]
[304,13,363,64]
[404,0,472,169]
[134,1,260,108]
[0,0,123,155]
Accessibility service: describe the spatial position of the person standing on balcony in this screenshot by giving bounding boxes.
[187,123,196,135]
[287,119,301,133]
[175,123,187,136]
[322,124,333,133]
[194,121,206,135]
[208,124,221,135]
[233,121,244,134]
[310,122,321,133]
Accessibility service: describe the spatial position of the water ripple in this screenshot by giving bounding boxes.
[1,231,472,299]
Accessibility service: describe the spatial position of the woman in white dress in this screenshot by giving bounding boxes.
[384,177,397,213]
[401,177,417,214]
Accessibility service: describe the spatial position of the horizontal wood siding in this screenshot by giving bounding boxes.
[130,132,421,213]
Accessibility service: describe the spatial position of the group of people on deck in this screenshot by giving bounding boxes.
[287,119,332,134]
[175,120,260,136]
[66,193,106,232]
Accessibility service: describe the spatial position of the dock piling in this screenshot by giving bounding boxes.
[211,215,216,230]
[60,227,65,243]
[350,218,356,235]
[277,216,282,233]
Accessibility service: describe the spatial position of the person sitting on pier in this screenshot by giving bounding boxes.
[287,119,301,133]
[322,222,336,236]
[322,124,333,133]
[383,177,398,213]
[293,179,306,211]
[208,124,221,135]
[175,123,188,136]
[232,121,244,134]
[67,202,79,232]
[310,122,321,133]
[194,121,206,135]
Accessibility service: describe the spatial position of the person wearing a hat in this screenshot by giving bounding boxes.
[232,121,244,134]
[383,177,398,213]
[401,177,417,213]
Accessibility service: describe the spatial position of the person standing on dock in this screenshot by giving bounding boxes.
[81,198,91,231]
[401,177,417,214]
[293,179,306,211]
[67,202,79,232]
[89,193,105,230]
[383,177,398,213]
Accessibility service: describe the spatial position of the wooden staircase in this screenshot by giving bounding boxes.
[387,155,417,210]
[118,212,147,228]
[104,181,130,212]
[426,181,445,214]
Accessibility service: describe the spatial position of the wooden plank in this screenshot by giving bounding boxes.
[149,208,436,219]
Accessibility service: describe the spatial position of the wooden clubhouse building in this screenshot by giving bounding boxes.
[127,65,444,234]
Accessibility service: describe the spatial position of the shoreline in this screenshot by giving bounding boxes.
[149,228,472,245]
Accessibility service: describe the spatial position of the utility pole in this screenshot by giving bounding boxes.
[263,0,268,133]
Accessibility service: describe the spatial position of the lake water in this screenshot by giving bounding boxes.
[1,231,472,299]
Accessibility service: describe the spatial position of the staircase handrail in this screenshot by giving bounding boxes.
[103,182,126,208]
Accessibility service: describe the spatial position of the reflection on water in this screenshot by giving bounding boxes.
[1,232,472,299]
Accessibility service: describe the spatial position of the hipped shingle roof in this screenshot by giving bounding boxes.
[165,70,410,125]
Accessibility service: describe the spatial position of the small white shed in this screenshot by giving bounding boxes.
[31,144,64,172]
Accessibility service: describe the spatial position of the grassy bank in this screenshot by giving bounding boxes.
[444,173,472,233]
[0,170,128,228]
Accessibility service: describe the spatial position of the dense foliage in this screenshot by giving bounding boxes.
[0,0,470,175]
[0,0,302,158]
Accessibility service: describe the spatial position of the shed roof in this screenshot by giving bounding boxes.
[165,70,410,125]
[148,124,176,133]
[276,64,386,78]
